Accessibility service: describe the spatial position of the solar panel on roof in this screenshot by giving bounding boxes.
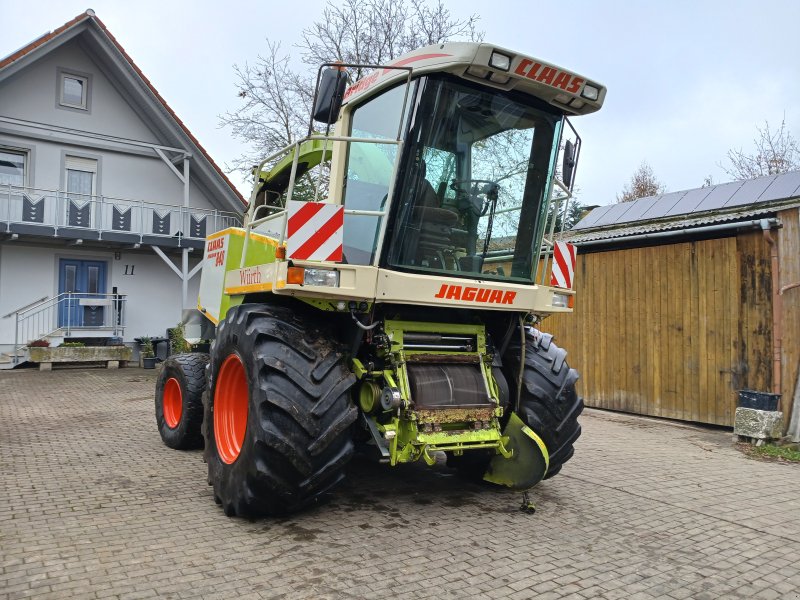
[665,187,713,216]
[589,202,637,227]
[614,194,663,223]
[572,204,613,229]
[571,170,800,233]
[693,181,743,212]
[638,191,686,220]
[723,176,776,208]
[758,171,800,202]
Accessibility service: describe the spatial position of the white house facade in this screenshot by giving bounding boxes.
[0,10,245,358]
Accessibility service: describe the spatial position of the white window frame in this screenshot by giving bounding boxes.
[63,155,99,228]
[65,155,98,197]
[0,146,29,188]
[57,68,91,112]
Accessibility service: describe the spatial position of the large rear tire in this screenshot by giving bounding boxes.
[505,327,583,479]
[202,304,357,517]
[155,353,209,449]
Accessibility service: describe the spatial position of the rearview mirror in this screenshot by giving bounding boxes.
[562,139,576,189]
[312,68,348,124]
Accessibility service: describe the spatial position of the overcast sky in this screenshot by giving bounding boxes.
[3,0,799,205]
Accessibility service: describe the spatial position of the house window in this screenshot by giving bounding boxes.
[0,149,26,187]
[65,156,97,197]
[60,72,89,109]
[65,156,98,227]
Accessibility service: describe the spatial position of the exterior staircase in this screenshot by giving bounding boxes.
[1,293,127,369]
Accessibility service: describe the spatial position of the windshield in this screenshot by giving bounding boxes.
[385,75,561,283]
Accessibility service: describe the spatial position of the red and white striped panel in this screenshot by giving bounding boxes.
[550,241,576,289]
[286,201,344,262]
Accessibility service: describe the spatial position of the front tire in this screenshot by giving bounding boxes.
[505,327,583,479]
[203,304,357,517]
[155,353,209,449]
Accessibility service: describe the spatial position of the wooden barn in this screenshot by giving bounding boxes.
[544,172,800,427]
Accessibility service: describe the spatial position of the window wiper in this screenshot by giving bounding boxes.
[480,183,500,257]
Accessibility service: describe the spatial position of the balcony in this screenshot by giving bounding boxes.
[0,185,242,249]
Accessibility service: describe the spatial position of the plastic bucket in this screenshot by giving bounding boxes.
[737,389,780,411]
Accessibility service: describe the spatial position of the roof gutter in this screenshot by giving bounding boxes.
[572,218,779,247]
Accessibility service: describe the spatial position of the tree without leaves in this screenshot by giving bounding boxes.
[721,118,800,180]
[220,0,482,176]
[616,161,666,203]
[300,0,482,79]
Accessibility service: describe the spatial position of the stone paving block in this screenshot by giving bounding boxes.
[1,370,800,599]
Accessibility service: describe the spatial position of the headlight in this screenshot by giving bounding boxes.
[303,268,339,287]
[286,266,340,287]
[489,51,511,71]
[552,293,570,308]
[581,84,600,101]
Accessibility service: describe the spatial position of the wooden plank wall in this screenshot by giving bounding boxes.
[779,208,800,416]
[544,231,773,426]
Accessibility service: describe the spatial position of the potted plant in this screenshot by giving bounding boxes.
[140,337,156,369]
[168,322,191,355]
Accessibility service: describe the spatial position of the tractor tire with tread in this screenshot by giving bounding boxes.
[505,326,583,479]
[203,304,358,518]
[155,353,209,449]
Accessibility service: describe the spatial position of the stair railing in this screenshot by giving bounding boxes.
[7,293,128,365]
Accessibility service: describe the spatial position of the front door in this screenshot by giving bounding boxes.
[58,259,107,328]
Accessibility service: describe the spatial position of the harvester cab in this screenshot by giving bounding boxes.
[155,42,606,517]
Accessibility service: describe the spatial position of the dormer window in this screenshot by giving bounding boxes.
[58,69,90,111]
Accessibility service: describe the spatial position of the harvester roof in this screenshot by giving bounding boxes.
[342,42,606,116]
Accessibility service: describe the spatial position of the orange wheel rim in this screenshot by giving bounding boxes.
[214,354,248,464]
[163,377,183,429]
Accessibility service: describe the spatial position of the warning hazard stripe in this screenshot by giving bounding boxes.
[287,201,325,237]
[286,201,344,262]
[550,241,576,289]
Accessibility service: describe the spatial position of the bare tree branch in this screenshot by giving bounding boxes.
[720,117,800,180]
[219,0,482,178]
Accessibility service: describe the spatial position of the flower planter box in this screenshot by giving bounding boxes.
[28,346,133,370]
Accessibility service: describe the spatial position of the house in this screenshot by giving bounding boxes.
[544,172,800,427]
[0,10,245,361]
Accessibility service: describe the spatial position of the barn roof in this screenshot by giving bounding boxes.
[568,170,800,244]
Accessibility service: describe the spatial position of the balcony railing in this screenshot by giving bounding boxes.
[1,185,242,244]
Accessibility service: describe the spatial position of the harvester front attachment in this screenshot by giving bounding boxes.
[483,412,549,490]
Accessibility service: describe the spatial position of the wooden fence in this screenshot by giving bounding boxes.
[543,228,778,426]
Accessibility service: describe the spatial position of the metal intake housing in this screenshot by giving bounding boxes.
[407,364,492,409]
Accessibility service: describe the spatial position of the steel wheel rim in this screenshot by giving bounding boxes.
[163,377,183,429]
[214,354,248,464]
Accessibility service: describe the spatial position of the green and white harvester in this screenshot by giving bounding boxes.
[154,42,605,517]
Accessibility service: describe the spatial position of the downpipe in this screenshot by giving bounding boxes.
[779,268,800,442]
[760,219,782,399]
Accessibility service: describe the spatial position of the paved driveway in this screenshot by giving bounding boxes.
[1,368,799,600]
